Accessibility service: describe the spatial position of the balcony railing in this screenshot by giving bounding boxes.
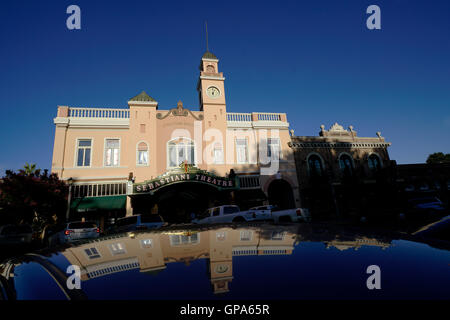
[69,107,130,119]
[257,113,282,121]
[227,112,287,128]
[227,113,252,122]
[226,112,284,122]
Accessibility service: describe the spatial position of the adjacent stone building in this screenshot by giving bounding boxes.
[289,123,394,217]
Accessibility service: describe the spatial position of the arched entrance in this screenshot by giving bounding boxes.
[131,182,233,223]
[267,179,295,210]
[129,166,239,223]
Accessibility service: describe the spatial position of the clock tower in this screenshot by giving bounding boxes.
[197,51,226,113]
[197,51,228,174]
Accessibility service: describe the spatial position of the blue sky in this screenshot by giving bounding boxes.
[0,0,449,174]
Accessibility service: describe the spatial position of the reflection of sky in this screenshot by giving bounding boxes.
[13,239,450,299]
[81,259,213,300]
[14,262,67,300]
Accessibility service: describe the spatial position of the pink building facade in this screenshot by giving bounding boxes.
[51,51,300,222]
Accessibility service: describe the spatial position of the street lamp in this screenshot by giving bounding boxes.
[66,177,73,222]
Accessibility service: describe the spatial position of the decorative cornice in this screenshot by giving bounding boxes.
[156,101,204,121]
[200,75,225,81]
[288,141,391,149]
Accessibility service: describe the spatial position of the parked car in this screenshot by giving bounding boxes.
[111,214,165,233]
[412,215,450,242]
[249,205,312,223]
[405,197,446,219]
[47,221,100,245]
[192,205,256,224]
[0,224,33,246]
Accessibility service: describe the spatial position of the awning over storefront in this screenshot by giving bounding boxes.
[70,195,127,212]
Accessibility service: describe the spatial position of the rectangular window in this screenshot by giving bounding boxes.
[76,139,92,167]
[137,151,148,165]
[214,143,224,164]
[267,138,281,159]
[236,138,248,164]
[271,231,285,240]
[108,243,126,255]
[212,208,221,216]
[240,230,252,241]
[140,239,153,248]
[105,139,120,167]
[170,234,199,246]
[84,247,101,259]
[140,124,146,133]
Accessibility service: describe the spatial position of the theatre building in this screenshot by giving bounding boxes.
[51,51,299,225]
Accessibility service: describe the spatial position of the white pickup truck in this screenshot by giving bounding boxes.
[249,205,311,223]
[192,205,257,224]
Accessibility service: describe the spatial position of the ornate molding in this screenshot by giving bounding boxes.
[156,100,204,121]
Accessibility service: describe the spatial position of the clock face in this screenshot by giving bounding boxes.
[206,86,220,98]
[215,264,229,274]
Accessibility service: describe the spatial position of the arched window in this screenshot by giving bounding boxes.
[137,142,149,166]
[307,154,324,176]
[167,137,195,168]
[339,154,354,176]
[368,154,382,172]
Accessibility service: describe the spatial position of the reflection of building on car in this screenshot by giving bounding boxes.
[110,214,166,233]
[192,205,255,224]
[47,221,100,245]
[0,224,33,246]
[191,204,311,224]
[249,205,311,223]
[58,224,301,294]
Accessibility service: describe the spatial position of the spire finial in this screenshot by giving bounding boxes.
[205,21,209,52]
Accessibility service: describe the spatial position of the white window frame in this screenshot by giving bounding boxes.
[213,143,224,164]
[136,141,149,167]
[169,233,200,246]
[108,242,126,255]
[240,230,253,241]
[267,138,281,160]
[75,138,93,167]
[236,138,249,164]
[104,138,121,167]
[140,239,153,249]
[216,231,227,241]
[166,137,196,169]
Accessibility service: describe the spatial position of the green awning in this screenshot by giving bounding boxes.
[70,195,126,212]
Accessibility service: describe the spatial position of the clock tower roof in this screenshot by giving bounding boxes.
[202,51,218,60]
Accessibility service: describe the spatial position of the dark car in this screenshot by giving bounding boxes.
[407,197,445,213]
[109,214,165,234]
[0,223,449,300]
[0,224,33,246]
[412,215,450,242]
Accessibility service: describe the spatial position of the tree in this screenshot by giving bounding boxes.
[23,162,37,175]
[426,152,450,164]
[0,166,68,225]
